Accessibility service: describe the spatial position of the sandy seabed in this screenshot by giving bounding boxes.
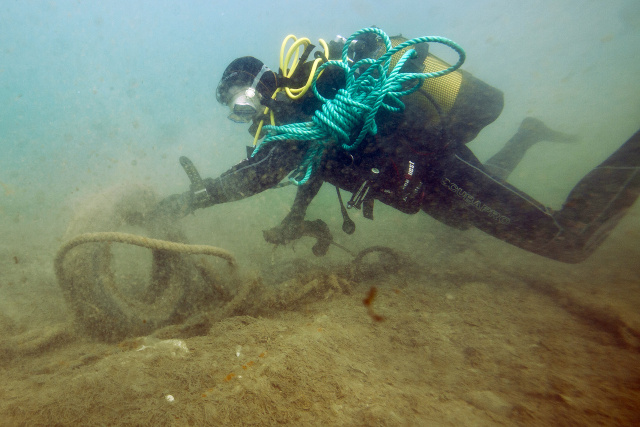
[1,199,639,427]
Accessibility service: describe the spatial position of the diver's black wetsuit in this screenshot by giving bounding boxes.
[163,34,640,264]
[199,80,640,264]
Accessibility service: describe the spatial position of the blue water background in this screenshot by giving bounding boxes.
[1,0,639,225]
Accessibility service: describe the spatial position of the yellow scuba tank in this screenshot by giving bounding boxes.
[252,32,502,148]
[388,35,463,114]
[384,35,504,145]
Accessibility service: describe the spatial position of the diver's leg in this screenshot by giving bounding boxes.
[484,117,577,180]
[552,128,640,260]
[428,130,640,263]
[425,146,566,259]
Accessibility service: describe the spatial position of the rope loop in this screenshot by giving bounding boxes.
[252,27,466,185]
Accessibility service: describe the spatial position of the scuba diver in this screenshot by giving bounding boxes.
[154,28,640,264]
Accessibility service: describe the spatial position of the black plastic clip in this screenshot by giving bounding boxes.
[347,168,380,211]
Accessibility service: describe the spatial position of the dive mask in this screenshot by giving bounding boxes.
[227,64,270,123]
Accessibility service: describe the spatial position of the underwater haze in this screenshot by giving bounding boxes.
[1,0,640,425]
[2,0,639,218]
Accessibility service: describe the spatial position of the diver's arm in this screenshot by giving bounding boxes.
[262,175,324,245]
[203,141,306,204]
[152,140,306,219]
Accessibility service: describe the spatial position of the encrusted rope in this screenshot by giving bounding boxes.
[55,231,237,285]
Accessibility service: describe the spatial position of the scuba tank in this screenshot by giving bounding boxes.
[348,32,504,147]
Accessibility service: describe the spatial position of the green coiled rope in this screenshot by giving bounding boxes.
[252,27,466,185]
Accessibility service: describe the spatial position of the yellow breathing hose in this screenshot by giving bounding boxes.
[280,35,329,100]
[252,35,329,147]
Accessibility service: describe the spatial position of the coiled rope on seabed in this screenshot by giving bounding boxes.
[54,231,236,284]
[54,230,238,341]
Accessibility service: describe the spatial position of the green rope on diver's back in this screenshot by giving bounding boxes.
[252,27,466,185]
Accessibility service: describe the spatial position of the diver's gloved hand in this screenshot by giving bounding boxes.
[150,185,217,221]
[263,218,304,246]
[149,191,196,220]
[263,218,333,256]
[302,219,333,256]
[147,156,218,221]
